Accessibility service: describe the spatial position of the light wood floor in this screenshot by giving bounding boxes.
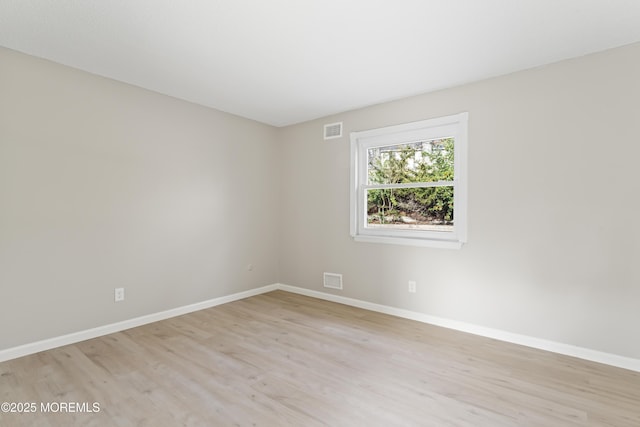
[1,291,639,426]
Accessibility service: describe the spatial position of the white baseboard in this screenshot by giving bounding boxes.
[0,284,278,363]
[276,284,640,373]
[2,282,639,373]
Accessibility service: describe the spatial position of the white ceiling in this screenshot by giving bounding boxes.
[2,1,640,127]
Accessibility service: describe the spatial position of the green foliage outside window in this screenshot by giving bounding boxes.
[367,138,454,226]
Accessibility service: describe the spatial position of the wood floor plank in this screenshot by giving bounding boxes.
[1,290,639,426]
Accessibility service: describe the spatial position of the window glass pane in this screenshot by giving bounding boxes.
[366,187,454,232]
[367,138,454,185]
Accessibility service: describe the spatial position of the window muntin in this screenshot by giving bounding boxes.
[350,113,467,248]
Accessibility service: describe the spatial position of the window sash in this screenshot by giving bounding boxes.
[357,186,457,240]
[350,112,468,248]
[363,180,454,191]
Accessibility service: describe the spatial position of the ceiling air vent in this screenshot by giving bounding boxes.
[323,272,343,290]
[323,122,343,140]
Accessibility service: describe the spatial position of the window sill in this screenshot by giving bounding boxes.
[352,234,464,249]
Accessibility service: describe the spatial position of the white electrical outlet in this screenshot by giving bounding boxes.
[408,281,417,293]
[114,287,125,302]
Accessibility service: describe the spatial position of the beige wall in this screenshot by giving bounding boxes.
[0,47,280,349]
[278,42,640,359]
[2,42,640,361]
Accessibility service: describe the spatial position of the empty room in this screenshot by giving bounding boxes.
[1,1,640,426]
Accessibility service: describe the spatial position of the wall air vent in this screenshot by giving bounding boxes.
[323,272,343,290]
[323,122,343,140]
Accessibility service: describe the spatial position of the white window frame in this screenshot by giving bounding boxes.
[350,112,468,249]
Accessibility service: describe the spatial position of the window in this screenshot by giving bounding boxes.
[350,113,468,249]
